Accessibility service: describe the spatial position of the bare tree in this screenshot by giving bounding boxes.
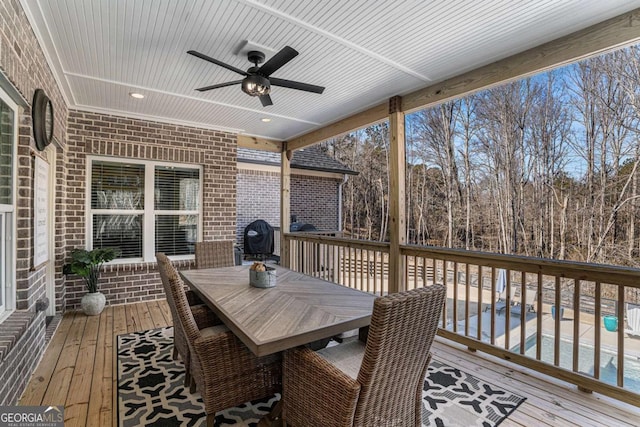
[413,101,462,247]
[325,44,640,268]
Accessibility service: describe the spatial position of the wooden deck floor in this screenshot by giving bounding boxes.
[19,300,640,426]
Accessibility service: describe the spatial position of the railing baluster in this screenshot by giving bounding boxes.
[573,279,581,373]
[325,244,329,283]
[505,270,511,350]
[520,271,526,355]
[490,267,496,344]
[333,243,337,283]
[308,241,313,275]
[536,273,543,361]
[618,284,625,388]
[413,255,418,290]
[594,281,601,380]
[477,265,483,341]
[340,245,344,285]
[440,259,447,328]
[380,252,385,296]
[554,276,561,366]
[464,263,470,337]
[413,255,418,289]
[322,243,326,279]
[345,246,350,288]
[453,261,459,333]
[350,247,354,288]
[373,251,378,295]
[352,247,356,289]
[299,240,304,273]
[341,244,345,285]
[364,249,368,291]
[303,241,308,275]
[356,248,361,291]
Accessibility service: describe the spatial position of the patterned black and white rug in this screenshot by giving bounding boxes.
[117,327,525,426]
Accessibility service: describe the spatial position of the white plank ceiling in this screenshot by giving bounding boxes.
[21,0,640,141]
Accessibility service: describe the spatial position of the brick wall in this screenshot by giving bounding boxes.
[0,311,45,406]
[236,169,281,246]
[0,0,69,405]
[236,169,341,249]
[1,0,69,313]
[65,110,237,309]
[291,175,340,231]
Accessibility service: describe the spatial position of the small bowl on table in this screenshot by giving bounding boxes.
[249,266,276,288]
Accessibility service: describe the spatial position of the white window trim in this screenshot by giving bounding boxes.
[86,156,203,263]
[0,86,18,322]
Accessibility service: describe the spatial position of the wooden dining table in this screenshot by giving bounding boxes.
[180,264,377,426]
[179,264,377,357]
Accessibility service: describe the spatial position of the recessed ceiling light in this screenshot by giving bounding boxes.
[261,118,271,123]
[129,92,145,99]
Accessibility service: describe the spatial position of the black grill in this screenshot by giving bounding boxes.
[290,222,317,232]
[243,220,274,258]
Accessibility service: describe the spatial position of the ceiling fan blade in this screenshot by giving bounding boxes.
[259,94,273,107]
[195,80,243,92]
[270,78,325,94]
[258,46,298,77]
[187,50,248,76]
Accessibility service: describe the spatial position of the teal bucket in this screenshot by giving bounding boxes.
[551,306,564,320]
[603,316,618,332]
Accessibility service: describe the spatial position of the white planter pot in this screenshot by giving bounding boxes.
[81,291,106,316]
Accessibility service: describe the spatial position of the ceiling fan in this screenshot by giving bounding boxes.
[187,46,325,107]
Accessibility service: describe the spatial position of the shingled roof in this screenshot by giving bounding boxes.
[237,145,357,175]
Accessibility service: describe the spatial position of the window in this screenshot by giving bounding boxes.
[88,157,202,261]
[0,87,16,319]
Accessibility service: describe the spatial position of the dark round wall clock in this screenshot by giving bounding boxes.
[32,89,54,151]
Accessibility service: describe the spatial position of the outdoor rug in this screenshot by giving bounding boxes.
[117,327,525,426]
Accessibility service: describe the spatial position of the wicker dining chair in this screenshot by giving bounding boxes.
[195,240,235,269]
[156,253,282,427]
[157,254,221,387]
[282,285,446,427]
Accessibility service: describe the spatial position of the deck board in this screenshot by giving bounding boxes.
[65,313,100,427]
[86,305,113,427]
[41,313,86,409]
[124,303,142,332]
[147,300,169,328]
[432,338,640,426]
[434,342,599,426]
[19,312,74,405]
[111,305,127,427]
[135,302,155,331]
[19,300,640,426]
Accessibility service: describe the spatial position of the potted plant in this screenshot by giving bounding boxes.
[65,247,119,315]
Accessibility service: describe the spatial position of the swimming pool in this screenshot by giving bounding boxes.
[512,335,640,393]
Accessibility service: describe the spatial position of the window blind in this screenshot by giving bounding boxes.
[154,166,200,256]
[91,161,144,258]
[0,99,14,205]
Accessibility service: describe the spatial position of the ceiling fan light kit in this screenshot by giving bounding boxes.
[242,74,271,96]
[188,46,324,107]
